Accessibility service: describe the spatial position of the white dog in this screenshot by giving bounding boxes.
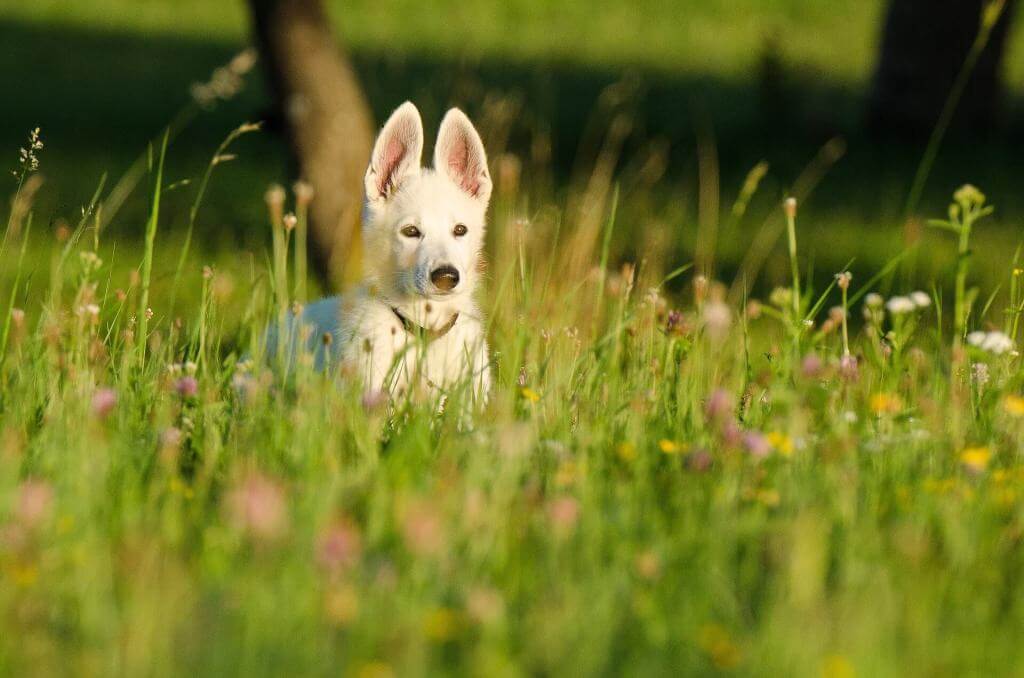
[276,102,492,402]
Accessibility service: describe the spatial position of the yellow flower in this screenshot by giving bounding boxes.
[520,387,541,403]
[697,623,742,669]
[1003,395,1024,417]
[821,654,856,678]
[960,446,992,473]
[659,439,687,455]
[756,489,780,507]
[869,393,903,416]
[617,442,637,462]
[766,431,794,457]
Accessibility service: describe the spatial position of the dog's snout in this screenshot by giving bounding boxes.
[430,265,460,292]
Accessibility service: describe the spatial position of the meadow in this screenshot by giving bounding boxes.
[4,1,1024,676]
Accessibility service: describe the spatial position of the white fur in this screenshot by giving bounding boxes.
[277,102,492,401]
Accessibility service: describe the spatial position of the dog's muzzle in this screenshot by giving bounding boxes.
[430,265,460,292]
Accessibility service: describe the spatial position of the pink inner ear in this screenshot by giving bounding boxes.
[377,136,408,196]
[445,129,482,197]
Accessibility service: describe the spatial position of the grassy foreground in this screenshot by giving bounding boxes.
[2,114,1024,678]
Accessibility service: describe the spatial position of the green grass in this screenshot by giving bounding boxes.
[4,5,1024,673]
[3,138,1024,674]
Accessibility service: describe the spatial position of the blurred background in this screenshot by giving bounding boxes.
[2,0,1023,303]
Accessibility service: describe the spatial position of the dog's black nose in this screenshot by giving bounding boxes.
[430,265,460,292]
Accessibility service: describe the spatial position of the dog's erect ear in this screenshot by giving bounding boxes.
[365,101,423,202]
[434,108,491,204]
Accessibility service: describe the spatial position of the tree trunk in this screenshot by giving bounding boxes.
[248,0,374,288]
[866,0,1016,138]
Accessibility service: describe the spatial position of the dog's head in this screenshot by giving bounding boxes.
[362,102,491,303]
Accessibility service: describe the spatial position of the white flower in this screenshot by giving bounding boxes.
[968,330,1015,355]
[910,291,931,308]
[885,296,916,314]
[701,301,731,337]
[864,293,883,308]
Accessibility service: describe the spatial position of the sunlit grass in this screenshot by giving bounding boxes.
[2,93,1024,676]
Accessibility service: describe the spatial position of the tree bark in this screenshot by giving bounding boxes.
[248,0,374,288]
[866,0,1016,138]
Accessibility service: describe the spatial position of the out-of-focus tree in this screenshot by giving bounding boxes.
[866,0,1016,137]
[248,0,374,287]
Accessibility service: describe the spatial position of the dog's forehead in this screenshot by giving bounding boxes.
[391,172,482,226]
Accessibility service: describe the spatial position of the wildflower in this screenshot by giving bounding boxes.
[175,376,199,398]
[910,291,931,308]
[316,519,362,574]
[616,442,637,462]
[821,655,856,678]
[834,271,852,290]
[864,293,883,308]
[160,427,183,454]
[783,196,798,218]
[225,473,288,541]
[960,446,992,474]
[659,439,685,455]
[839,355,859,381]
[402,501,446,556]
[971,362,989,387]
[466,587,505,625]
[954,184,985,208]
[144,307,154,321]
[869,393,903,416]
[1002,394,1024,416]
[828,306,846,323]
[361,389,387,412]
[885,296,915,314]
[91,388,117,419]
[967,330,1015,355]
[634,550,662,580]
[698,623,742,670]
[686,449,713,473]
[15,480,53,529]
[702,300,731,337]
[520,387,541,403]
[283,213,297,232]
[745,300,762,319]
[15,127,43,175]
[743,431,771,459]
[704,388,733,422]
[547,496,580,535]
[766,431,794,457]
[294,180,314,207]
[264,184,286,225]
[665,309,688,336]
[801,353,823,378]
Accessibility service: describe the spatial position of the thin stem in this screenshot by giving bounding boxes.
[904,0,1006,218]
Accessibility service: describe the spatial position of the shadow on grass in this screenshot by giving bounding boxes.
[2,17,1024,287]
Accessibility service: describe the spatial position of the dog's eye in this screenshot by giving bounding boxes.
[400,225,421,238]
[453,223,468,237]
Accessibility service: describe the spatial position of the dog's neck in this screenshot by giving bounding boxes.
[386,295,463,332]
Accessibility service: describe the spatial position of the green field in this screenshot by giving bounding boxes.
[4,2,1024,675]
